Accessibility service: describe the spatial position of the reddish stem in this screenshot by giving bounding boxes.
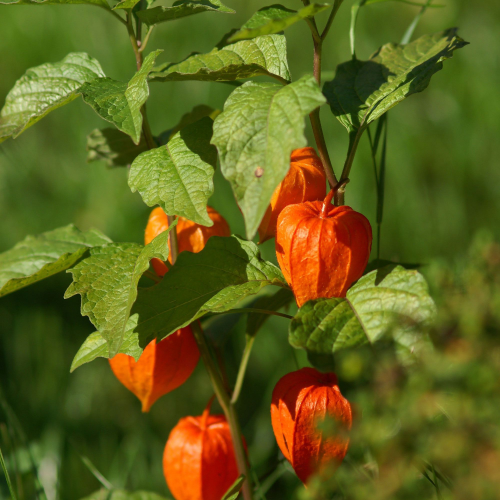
[200,395,216,429]
[321,189,336,218]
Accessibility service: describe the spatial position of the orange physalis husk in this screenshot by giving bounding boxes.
[275,189,372,306]
[258,147,326,243]
[163,398,241,500]
[271,367,352,484]
[109,326,199,412]
[145,206,231,277]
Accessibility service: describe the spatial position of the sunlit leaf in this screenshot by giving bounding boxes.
[80,50,161,144]
[129,117,217,226]
[65,225,175,357]
[211,76,325,239]
[0,53,105,142]
[0,225,111,298]
[132,236,287,343]
[228,3,330,42]
[137,0,234,25]
[289,265,436,363]
[324,29,468,132]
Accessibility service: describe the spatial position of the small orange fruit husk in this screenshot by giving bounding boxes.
[163,399,241,500]
[271,367,352,484]
[109,325,199,412]
[258,147,326,243]
[144,206,231,277]
[275,190,372,306]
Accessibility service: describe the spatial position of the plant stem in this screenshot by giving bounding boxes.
[99,5,127,26]
[191,322,253,500]
[310,109,338,188]
[127,13,143,71]
[125,11,180,262]
[139,26,155,53]
[305,8,339,189]
[321,0,344,41]
[231,336,255,404]
[339,127,364,187]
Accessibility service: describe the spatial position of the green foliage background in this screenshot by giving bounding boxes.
[0,0,499,498]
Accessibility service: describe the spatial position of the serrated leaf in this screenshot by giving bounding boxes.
[132,235,287,344]
[246,288,295,337]
[149,33,290,83]
[81,50,161,145]
[0,53,105,142]
[80,489,170,500]
[323,29,468,131]
[65,225,175,356]
[70,317,141,372]
[228,3,330,42]
[289,265,436,363]
[137,0,234,25]
[0,0,108,5]
[221,475,245,500]
[211,76,325,239]
[129,116,216,226]
[0,225,111,298]
[87,128,148,167]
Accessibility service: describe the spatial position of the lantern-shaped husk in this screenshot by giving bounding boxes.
[109,326,199,412]
[163,401,240,500]
[271,367,352,484]
[258,147,326,243]
[276,191,372,306]
[145,206,231,276]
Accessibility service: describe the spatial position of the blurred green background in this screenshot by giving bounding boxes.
[1,0,499,499]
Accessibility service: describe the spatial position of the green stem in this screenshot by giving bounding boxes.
[231,336,256,405]
[125,11,180,263]
[321,0,344,41]
[126,13,143,71]
[338,127,364,194]
[98,5,127,26]
[306,11,338,189]
[310,109,338,188]
[139,26,155,53]
[191,323,253,500]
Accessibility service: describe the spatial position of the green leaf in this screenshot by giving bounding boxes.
[149,33,291,83]
[221,475,245,500]
[70,318,142,372]
[0,225,111,298]
[228,3,330,42]
[81,489,169,500]
[80,50,161,145]
[289,265,436,363]
[132,235,287,344]
[113,0,140,10]
[0,53,105,143]
[246,288,295,337]
[87,128,148,167]
[129,116,217,226]
[137,0,234,26]
[157,104,219,144]
[0,0,108,6]
[211,76,325,239]
[65,224,175,357]
[323,29,468,132]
